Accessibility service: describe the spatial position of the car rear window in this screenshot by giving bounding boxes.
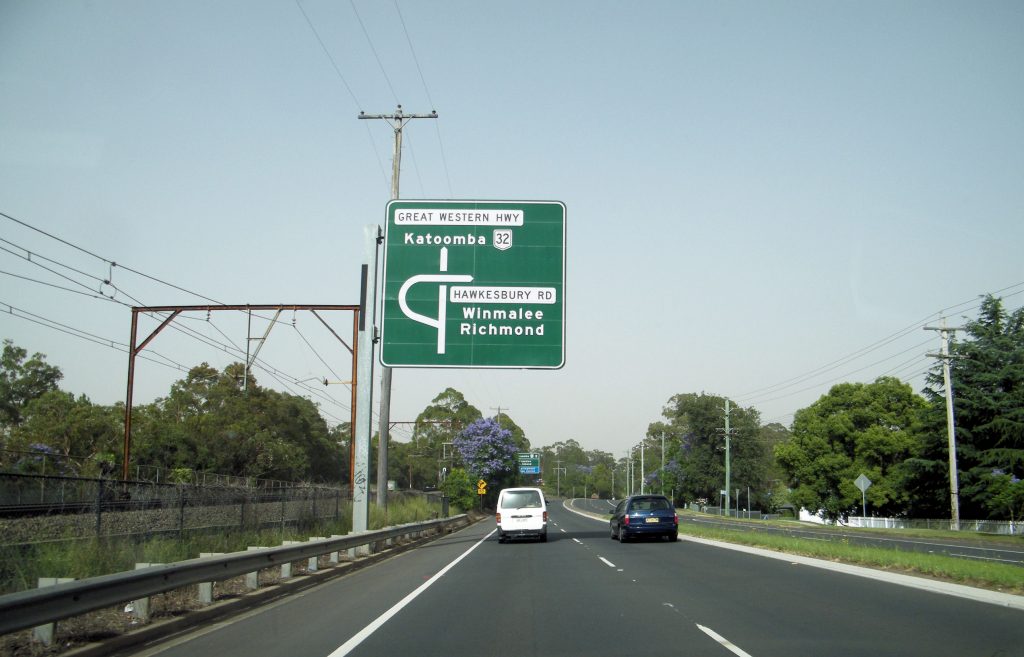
[631,498,670,511]
[501,490,542,509]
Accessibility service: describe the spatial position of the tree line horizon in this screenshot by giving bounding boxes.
[2,295,1021,523]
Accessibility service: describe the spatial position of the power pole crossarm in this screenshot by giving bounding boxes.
[359,107,438,121]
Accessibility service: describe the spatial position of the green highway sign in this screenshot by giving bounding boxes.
[380,200,566,368]
[518,452,540,466]
[518,452,541,474]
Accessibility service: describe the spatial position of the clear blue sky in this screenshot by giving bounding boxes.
[2,0,1022,456]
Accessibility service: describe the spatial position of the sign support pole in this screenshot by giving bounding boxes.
[352,225,379,534]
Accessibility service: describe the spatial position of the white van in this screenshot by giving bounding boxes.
[495,487,548,543]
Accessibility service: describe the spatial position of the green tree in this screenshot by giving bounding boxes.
[984,470,1024,524]
[651,393,768,507]
[132,363,338,482]
[776,377,926,521]
[542,438,587,496]
[0,340,63,427]
[495,412,530,453]
[441,467,477,513]
[911,296,1024,519]
[9,391,121,476]
[759,423,792,512]
[399,388,483,490]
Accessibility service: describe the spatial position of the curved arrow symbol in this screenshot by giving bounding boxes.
[398,273,473,354]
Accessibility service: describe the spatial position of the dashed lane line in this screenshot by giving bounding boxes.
[696,624,755,657]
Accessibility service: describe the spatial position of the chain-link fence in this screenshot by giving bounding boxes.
[0,473,351,547]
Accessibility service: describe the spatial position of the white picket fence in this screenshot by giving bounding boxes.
[799,509,1021,535]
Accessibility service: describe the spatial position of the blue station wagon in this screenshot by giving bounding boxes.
[609,495,678,542]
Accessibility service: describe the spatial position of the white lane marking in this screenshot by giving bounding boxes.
[326,529,495,657]
[949,553,1022,564]
[573,538,582,544]
[696,624,754,657]
[599,557,616,568]
[560,528,567,533]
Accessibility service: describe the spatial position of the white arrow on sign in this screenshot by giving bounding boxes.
[397,248,472,354]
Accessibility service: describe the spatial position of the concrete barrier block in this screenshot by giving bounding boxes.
[329,535,344,563]
[33,578,73,645]
[246,547,267,589]
[280,541,301,579]
[131,563,163,621]
[197,552,224,604]
[306,537,326,571]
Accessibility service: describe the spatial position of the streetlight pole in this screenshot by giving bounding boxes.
[640,442,646,494]
[661,432,665,496]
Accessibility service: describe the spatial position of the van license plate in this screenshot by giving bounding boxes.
[645,517,659,523]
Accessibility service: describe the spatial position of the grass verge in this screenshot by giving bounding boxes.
[680,520,1024,595]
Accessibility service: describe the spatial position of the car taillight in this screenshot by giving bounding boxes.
[674,513,679,524]
[543,511,548,522]
[623,515,630,525]
[496,512,501,523]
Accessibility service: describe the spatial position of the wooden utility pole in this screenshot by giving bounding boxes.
[925,319,964,531]
[359,106,437,509]
[718,400,736,517]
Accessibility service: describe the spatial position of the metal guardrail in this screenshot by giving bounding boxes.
[0,514,468,636]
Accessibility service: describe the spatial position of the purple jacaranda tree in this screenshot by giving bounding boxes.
[453,417,518,480]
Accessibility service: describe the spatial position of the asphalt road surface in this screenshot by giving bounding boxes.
[127,501,1023,657]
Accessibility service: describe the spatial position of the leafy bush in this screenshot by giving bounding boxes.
[441,468,477,513]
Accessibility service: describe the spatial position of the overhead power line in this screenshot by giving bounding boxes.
[2,211,359,420]
[349,0,399,104]
[293,0,362,109]
[735,280,1024,406]
[393,0,453,196]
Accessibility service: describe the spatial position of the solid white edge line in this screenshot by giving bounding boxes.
[696,624,755,657]
[326,528,496,657]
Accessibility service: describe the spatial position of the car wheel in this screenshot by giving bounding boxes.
[618,529,628,543]
[540,531,547,543]
[670,533,678,542]
[610,525,617,540]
